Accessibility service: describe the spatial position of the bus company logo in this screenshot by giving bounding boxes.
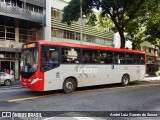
[75,65,98,74]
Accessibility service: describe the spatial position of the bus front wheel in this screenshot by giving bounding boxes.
[121,74,130,86]
[63,78,76,94]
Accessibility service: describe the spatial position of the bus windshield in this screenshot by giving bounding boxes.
[20,43,38,72]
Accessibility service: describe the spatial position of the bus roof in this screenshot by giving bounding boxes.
[28,40,145,54]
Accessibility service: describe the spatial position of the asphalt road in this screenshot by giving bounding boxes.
[0,81,160,120]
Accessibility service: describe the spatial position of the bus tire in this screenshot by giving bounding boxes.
[63,78,76,94]
[121,74,130,86]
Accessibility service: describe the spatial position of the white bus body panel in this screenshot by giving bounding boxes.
[44,64,145,91]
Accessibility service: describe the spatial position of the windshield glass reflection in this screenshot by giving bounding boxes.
[20,47,38,72]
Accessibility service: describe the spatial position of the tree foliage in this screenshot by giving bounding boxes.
[62,0,160,48]
[126,0,160,48]
[145,1,160,46]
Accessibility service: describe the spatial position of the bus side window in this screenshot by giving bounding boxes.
[136,54,145,64]
[125,53,136,64]
[99,51,113,64]
[114,52,125,64]
[99,54,104,63]
[41,46,59,71]
[61,47,81,64]
[83,53,90,63]
[82,50,91,63]
[91,51,99,63]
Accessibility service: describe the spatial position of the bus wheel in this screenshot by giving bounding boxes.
[63,78,76,94]
[121,74,130,86]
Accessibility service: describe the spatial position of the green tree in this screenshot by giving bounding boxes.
[125,17,147,50]
[95,0,160,49]
[126,0,160,49]
[62,0,145,48]
[145,1,160,47]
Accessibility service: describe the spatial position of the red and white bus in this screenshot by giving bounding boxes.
[20,41,146,93]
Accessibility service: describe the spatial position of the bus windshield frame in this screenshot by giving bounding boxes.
[20,43,38,73]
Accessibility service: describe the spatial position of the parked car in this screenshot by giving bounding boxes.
[0,72,15,86]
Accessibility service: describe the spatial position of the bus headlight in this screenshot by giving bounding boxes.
[31,78,42,85]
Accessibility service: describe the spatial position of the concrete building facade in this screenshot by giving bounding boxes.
[0,0,46,79]
[0,0,114,79]
[141,41,159,64]
[50,0,114,47]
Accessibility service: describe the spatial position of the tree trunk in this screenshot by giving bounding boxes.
[118,29,126,48]
[132,41,136,50]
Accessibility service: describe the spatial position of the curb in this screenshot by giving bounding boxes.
[0,86,22,90]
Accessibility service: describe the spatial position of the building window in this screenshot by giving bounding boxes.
[96,38,105,45]
[149,48,151,53]
[0,25,5,40]
[11,0,16,6]
[75,33,80,41]
[17,0,23,8]
[26,3,43,13]
[51,28,111,46]
[5,0,10,5]
[19,29,27,43]
[51,8,63,19]
[105,40,113,46]
[6,26,15,40]
[2,0,24,8]
[0,25,16,41]
[0,52,16,59]
[28,4,33,11]
[19,28,36,43]
[0,0,4,3]
[34,5,39,12]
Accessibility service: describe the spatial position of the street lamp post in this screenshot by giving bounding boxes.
[80,0,83,44]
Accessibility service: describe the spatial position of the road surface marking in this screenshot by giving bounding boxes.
[43,117,97,120]
[73,117,97,120]
[7,93,63,102]
[42,112,105,120]
[7,83,160,102]
[43,117,54,120]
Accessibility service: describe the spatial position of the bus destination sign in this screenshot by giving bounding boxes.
[24,43,35,49]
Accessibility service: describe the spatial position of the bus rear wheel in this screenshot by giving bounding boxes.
[121,74,130,86]
[63,78,76,94]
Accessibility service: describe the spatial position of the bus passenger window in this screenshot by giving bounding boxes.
[41,46,59,71]
[99,51,113,64]
[125,53,135,64]
[114,52,125,64]
[82,53,90,63]
[136,54,145,64]
[91,53,100,63]
[61,48,81,64]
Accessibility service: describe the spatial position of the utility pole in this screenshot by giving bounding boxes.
[80,0,83,44]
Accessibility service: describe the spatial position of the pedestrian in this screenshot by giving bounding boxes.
[10,69,14,75]
[6,69,10,74]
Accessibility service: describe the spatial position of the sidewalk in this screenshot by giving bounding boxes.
[143,76,160,81]
[13,79,20,85]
